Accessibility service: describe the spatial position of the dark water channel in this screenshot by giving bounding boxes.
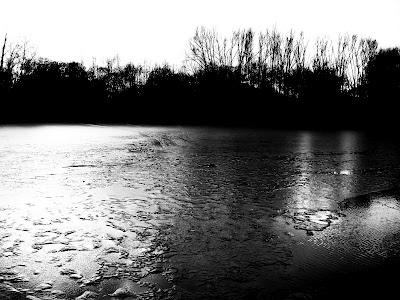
[1,125,400,299]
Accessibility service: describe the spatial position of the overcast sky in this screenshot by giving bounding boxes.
[1,0,399,66]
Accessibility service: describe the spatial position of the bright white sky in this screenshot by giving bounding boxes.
[1,0,399,67]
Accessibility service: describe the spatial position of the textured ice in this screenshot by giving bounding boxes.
[1,126,400,299]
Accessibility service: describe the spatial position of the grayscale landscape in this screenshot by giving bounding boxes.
[1,1,400,299]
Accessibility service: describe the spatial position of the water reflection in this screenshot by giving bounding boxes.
[284,131,371,214]
[290,132,314,210]
[337,132,360,195]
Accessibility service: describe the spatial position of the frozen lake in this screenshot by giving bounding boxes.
[1,125,400,299]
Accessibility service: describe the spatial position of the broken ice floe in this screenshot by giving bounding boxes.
[281,209,344,236]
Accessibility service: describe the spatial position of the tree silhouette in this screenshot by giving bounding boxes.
[0,28,398,128]
[366,48,400,105]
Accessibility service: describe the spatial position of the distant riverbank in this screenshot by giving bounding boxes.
[1,28,399,127]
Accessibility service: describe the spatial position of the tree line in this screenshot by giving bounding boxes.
[1,28,399,127]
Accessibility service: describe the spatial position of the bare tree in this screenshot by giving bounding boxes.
[333,35,350,88]
[233,29,254,81]
[293,32,307,71]
[1,34,7,72]
[346,36,378,95]
[186,27,218,71]
[313,37,332,71]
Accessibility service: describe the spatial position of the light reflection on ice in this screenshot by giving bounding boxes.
[1,126,400,299]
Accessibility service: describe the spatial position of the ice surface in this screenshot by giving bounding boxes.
[1,126,400,299]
